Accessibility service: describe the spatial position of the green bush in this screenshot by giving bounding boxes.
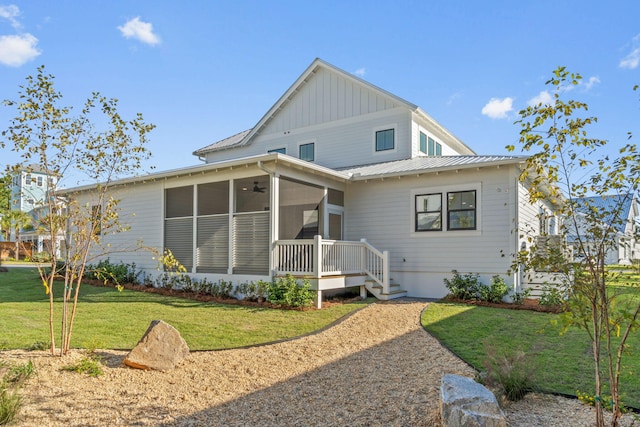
[479,275,509,303]
[539,284,564,306]
[268,275,315,308]
[235,281,269,302]
[87,259,140,285]
[444,270,482,300]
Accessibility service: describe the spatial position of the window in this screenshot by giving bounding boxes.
[376,129,394,151]
[37,176,43,187]
[420,132,442,155]
[268,147,286,154]
[25,174,31,185]
[299,143,314,161]
[415,194,442,231]
[447,191,476,230]
[327,188,344,206]
[428,136,442,156]
[164,186,194,271]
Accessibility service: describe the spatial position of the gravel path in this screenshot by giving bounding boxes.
[1,299,636,426]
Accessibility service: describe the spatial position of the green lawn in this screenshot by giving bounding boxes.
[422,282,640,409]
[0,268,371,351]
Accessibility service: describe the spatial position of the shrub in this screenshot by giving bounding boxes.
[511,288,532,305]
[444,270,482,300]
[479,275,509,303]
[87,259,140,285]
[539,284,564,306]
[209,280,233,298]
[267,275,315,308]
[481,344,537,401]
[235,281,269,302]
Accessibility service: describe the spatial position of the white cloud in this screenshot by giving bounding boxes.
[446,91,462,106]
[118,17,160,46]
[527,90,553,107]
[620,34,640,69]
[481,97,513,119]
[583,76,600,90]
[0,4,21,29]
[353,67,366,77]
[0,33,41,67]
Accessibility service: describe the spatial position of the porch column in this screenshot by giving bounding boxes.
[227,179,234,275]
[269,174,279,279]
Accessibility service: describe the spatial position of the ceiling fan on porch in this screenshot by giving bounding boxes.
[253,181,266,193]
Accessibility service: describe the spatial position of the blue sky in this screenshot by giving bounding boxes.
[1,1,639,182]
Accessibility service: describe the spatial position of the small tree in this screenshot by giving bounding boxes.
[4,209,32,259]
[1,66,155,356]
[509,67,640,427]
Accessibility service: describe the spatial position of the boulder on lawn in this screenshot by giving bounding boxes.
[441,374,506,427]
[124,320,189,371]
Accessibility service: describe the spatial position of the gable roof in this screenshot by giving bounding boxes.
[341,155,526,180]
[573,194,638,233]
[193,58,474,157]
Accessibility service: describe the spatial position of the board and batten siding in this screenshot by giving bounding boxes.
[344,167,519,298]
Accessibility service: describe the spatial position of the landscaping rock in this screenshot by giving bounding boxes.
[124,320,189,371]
[441,374,506,427]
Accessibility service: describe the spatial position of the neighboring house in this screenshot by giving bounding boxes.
[67,58,558,303]
[569,194,640,265]
[8,165,64,257]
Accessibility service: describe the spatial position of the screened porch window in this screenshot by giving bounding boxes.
[233,176,270,275]
[279,178,324,240]
[196,181,229,273]
[164,185,194,271]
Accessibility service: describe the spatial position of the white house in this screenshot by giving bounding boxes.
[68,58,558,303]
[570,194,640,265]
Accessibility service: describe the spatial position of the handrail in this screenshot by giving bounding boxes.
[273,236,389,294]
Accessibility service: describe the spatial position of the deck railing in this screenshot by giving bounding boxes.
[273,235,389,293]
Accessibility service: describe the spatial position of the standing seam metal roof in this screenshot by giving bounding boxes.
[339,155,527,178]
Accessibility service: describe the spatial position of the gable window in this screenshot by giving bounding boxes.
[428,136,442,156]
[415,193,442,231]
[37,176,43,187]
[299,143,314,162]
[268,147,286,154]
[419,132,442,155]
[376,129,394,151]
[447,190,476,230]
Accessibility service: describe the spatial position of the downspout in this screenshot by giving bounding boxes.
[513,174,521,296]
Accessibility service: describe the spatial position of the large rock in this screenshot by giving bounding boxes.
[124,320,189,371]
[441,374,506,427]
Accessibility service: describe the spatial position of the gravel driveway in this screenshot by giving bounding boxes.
[1,299,634,426]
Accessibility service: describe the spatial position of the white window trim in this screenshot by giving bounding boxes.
[372,124,398,155]
[410,182,482,237]
[297,139,316,162]
[416,125,444,156]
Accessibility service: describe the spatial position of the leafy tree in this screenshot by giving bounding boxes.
[3,210,32,259]
[0,173,11,241]
[508,67,640,427]
[1,66,155,356]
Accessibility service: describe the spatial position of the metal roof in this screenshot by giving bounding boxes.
[573,194,637,233]
[340,155,527,180]
[192,129,251,157]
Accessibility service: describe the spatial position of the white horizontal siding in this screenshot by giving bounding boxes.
[204,108,413,169]
[344,167,518,297]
